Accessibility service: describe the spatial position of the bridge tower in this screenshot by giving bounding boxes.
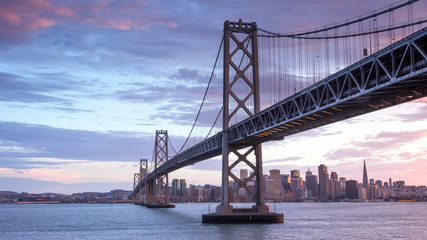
[139,158,148,204]
[133,173,139,201]
[147,130,174,208]
[217,20,269,214]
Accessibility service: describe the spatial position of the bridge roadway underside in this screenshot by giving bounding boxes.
[133,27,427,195]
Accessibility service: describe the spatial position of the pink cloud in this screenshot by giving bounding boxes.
[0,0,73,35]
[0,0,174,39]
[167,22,179,28]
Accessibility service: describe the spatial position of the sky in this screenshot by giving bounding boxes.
[0,0,426,194]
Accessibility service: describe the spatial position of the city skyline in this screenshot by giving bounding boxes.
[1,0,426,194]
[3,160,422,196]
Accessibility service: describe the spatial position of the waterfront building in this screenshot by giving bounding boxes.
[318,164,330,201]
[265,178,276,199]
[358,186,368,200]
[330,171,340,200]
[375,180,383,188]
[389,178,392,188]
[306,170,318,198]
[295,187,307,199]
[369,184,379,199]
[172,179,179,196]
[281,174,291,193]
[270,169,281,197]
[345,180,358,199]
[211,186,221,201]
[339,177,347,196]
[189,184,196,201]
[291,177,303,194]
[196,186,203,202]
[179,179,187,197]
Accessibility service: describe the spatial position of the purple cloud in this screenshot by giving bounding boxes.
[0,121,153,164]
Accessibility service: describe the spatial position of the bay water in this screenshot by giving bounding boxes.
[1,202,426,239]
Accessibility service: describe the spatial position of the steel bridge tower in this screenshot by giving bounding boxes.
[147,130,174,207]
[217,20,270,214]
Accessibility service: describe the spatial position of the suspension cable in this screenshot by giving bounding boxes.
[168,137,178,155]
[205,106,223,140]
[256,0,418,38]
[256,20,427,39]
[176,37,224,154]
[148,142,155,173]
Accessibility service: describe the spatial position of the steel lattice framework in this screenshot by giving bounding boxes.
[153,130,169,204]
[132,25,427,200]
[219,20,267,212]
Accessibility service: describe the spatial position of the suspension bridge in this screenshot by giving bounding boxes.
[131,0,427,223]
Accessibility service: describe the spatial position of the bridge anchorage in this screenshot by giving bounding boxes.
[132,0,427,224]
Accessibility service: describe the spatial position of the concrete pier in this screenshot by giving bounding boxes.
[146,204,175,208]
[202,212,283,223]
[202,207,283,223]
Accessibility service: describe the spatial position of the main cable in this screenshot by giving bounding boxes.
[256,0,418,38]
[176,37,224,154]
[256,20,427,39]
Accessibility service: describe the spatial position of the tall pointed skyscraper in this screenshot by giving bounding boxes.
[363,160,370,198]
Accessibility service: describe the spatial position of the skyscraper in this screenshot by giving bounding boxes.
[305,169,318,198]
[363,160,370,199]
[339,177,347,196]
[269,169,281,197]
[172,179,179,196]
[318,164,330,201]
[179,179,187,197]
[290,177,303,194]
[291,170,300,178]
[240,169,248,180]
[330,171,339,200]
[345,180,359,199]
[280,174,291,192]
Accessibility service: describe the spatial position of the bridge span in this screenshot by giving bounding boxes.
[134,25,427,194]
[132,4,427,222]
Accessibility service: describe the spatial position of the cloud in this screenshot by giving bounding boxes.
[0,0,180,43]
[0,177,131,194]
[0,121,153,165]
[0,71,75,104]
[324,130,427,163]
[395,102,427,122]
[0,0,71,38]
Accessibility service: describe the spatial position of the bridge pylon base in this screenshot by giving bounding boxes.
[146,203,175,208]
[203,204,283,223]
[202,212,283,224]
